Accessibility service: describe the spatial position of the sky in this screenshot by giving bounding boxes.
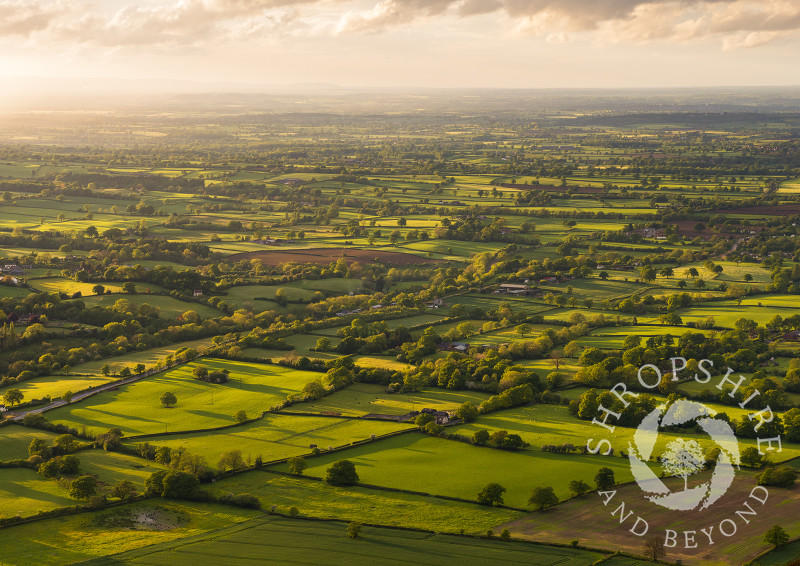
[0,0,799,91]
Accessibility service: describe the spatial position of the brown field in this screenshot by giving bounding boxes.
[227,247,442,266]
[498,470,799,565]
[499,183,605,194]
[672,220,766,239]
[711,204,800,216]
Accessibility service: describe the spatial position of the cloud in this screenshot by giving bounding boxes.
[333,0,800,47]
[1,0,799,49]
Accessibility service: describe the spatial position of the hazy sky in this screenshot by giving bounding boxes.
[1,0,799,89]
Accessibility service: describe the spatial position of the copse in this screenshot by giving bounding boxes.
[326,460,359,486]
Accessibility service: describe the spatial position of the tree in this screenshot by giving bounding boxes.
[473,429,490,446]
[274,288,288,306]
[314,337,331,352]
[96,428,123,451]
[160,391,177,408]
[112,479,137,500]
[347,521,361,538]
[528,486,558,510]
[326,460,358,486]
[62,390,74,403]
[595,467,615,490]
[765,525,789,548]
[643,536,666,561]
[235,410,248,423]
[639,265,656,283]
[477,483,506,506]
[661,438,705,491]
[54,434,78,453]
[599,271,609,280]
[288,456,307,476]
[515,323,533,338]
[415,413,435,428]
[38,458,62,478]
[568,479,591,497]
[161,470,200,498]
[29,438,51,459]
[741,446,763,468]
[92,284,105,295]
[455,401,478,422]
[218,450,246,472]
[69,475,97,499]
[122,281,137,294]
[193,365,209,380]
[3,388,23,407]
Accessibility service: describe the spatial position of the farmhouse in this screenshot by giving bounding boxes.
[496,283,533,296]
[438,342,468,352]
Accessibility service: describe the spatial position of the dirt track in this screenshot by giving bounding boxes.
[226,247,442,266]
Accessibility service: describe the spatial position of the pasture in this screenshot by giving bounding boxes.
[273,433,636,507]
[125,414,414,468]
[0,338,216,401]
[47,359,322,436]
[0,467,76,517]
[211,471,521,533]
[288,382,490,417]
[79,449,168,491]
[79,294,220,320]
[0,425,60,459]
[449,403,800,462]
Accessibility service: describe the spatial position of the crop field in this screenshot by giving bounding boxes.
[124,414,414,467]
[48,359,323,436]
[0,501,263,565]
[273,433,637,507]
[227,248,442,266]
[501,469,800,565]
[288,382,490,417]
[101,515,609,566]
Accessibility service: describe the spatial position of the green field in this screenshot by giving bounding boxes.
[124,414,414,468]
[0,338,216,401]
[79,449,168,491]
[272,433,636,507]
[287,382,490,417]
[79,294,220,320]
[211,471,522,533]
[99,515,607,566]
[0,467,77,517]
[449,403,800,462]
[0,425,60,459]
[48,359,323,436]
